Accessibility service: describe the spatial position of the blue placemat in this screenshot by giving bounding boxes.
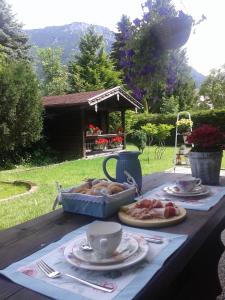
[140,183,225,211]
[0,223,187,300]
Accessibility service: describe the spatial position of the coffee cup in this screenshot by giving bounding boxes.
[86,221,122,258]
[175,177,202,192]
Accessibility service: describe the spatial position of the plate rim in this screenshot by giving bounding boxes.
[163,185,210,197]
[64,235,149,271]
[72,234,139,265]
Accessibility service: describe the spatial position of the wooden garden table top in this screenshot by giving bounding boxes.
[1,172,225,300]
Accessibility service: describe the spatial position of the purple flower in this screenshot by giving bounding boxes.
[127,49,135,57]
[159,7,170,16]
[143,12,151,22]
[133,18,141,27]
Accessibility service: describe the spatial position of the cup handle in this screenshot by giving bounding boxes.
[195,178,202,186]
[99,238,108,250]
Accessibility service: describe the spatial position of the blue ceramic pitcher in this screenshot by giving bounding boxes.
[102,151,142,190]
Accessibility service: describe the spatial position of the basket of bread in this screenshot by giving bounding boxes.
[53,179,137,218]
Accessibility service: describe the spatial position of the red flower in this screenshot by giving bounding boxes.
[88,124,95,129]
[96,138,108,145]
[111,136,123,143]
[187,124,225,152]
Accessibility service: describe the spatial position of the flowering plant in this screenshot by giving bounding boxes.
[111,136,123,147]
[87,124,95,134]
[95,138,108,145]
[176,118,193,134]
[187,124,225,152]
[87,124,102,135]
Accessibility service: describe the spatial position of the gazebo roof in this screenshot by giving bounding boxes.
[43,86,143,110]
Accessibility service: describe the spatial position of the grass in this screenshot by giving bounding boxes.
[0,145,225,230]
[0,182,29,199]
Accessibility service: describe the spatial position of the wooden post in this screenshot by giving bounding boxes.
[81,109,86,157]
[121,110,126,149]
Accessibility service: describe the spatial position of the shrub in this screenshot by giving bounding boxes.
[127,130,147,153]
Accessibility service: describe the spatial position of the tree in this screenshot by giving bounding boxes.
[160,95,179,114]
[110,15,133,71]
[0,0,29,59]
[37,47,69,96]
[0,59,43,163]
[111,0,197,112]
[69,26,121,92]
[200,65,225,109]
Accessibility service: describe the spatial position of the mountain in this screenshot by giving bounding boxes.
[191,68,206,88]
[25,22,115,63]
[25,22,205,88]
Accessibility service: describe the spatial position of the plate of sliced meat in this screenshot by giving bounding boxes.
[118,198,187,228]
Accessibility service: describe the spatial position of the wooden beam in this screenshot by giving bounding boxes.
[81,109,86,157]
[121,110,126,149]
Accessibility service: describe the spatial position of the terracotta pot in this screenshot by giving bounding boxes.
[188,151,223,185]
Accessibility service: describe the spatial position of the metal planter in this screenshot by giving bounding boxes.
[189,151,223,185]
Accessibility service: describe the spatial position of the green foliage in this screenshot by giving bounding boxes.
[128,109,225,145]
[155,124,174,141]
[200,65,225,109]
[127,130,147,153]
[160,95,179,114]
[141,122,174,143]
[37,47,69,96]
[0,59,43,165]
[0,0,29,59]
[108,112,121,132]
[69,26,121,92]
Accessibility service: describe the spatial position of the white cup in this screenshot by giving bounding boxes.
[176,177,202,192]
[86,221,122,258]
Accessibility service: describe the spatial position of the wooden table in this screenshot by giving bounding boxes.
[1,172,225,300]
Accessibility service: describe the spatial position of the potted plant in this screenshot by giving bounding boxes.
[86,124,95,135]
[110,136,123,148]
[176,118,193,143]
[150,11,193,50]
[187,124,225,185]
[176,118,193,134]
[94,138,109,151]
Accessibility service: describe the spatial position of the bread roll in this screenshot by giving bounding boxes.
[108,185,125,194]
[92,181,109,189]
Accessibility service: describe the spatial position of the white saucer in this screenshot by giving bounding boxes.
[64,235,149,271]
[72,234,139,265]
[163,185,210,197]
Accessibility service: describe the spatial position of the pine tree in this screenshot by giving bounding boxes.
[69,26,121,92]
[0,0,29,59]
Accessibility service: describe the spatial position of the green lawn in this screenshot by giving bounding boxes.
[0,146,225,230]
[0,182,29,199]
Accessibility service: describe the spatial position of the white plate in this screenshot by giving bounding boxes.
[64,235,149,271]
[163,185,210,197]
[72,234,139,265]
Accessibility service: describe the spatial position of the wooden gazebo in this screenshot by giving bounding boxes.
[43,86,143,159]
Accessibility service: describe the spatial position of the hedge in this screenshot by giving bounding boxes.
[129,109,225,145]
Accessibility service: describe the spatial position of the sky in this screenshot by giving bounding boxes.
[7,0,225,76]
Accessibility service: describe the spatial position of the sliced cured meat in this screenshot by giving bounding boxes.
[125,198,180,220]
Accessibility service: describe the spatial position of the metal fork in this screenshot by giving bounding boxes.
[37,259,113,293]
